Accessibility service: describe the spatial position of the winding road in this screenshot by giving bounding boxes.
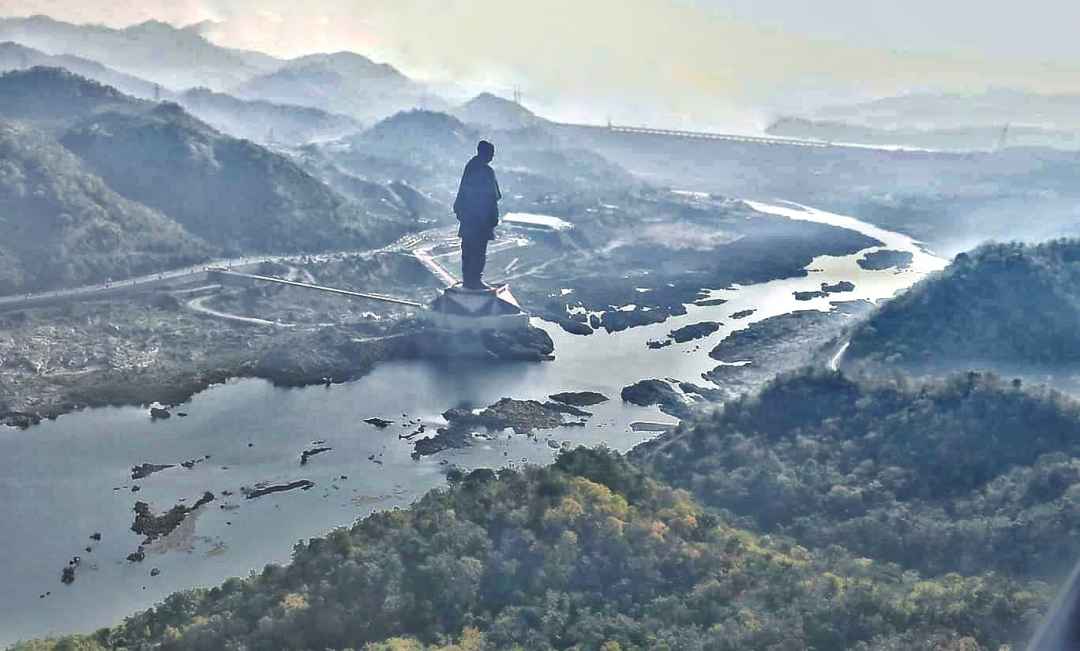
[0,228,452,312]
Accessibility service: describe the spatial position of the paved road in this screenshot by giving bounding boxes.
[0,228,450,312]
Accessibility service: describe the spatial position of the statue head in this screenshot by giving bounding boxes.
[477,140,495,163]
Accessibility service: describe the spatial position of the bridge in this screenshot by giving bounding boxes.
[599,124,831,148]
[210,269,425,308]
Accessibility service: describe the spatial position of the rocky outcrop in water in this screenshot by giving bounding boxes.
[794,290,828,301]
[415,325,555,361]
[858,249,914,270]
[600,308,667,333]
[480,327,555,361]
[0,411,41,428]
[243,480,315,499]
[413,398,590,458]
[821,281,855,293]
[131,463,174,480]
[300,446,332,465]
[621,379,690,418]
[553,317,593,336]
[549,391,609,407]
[668,321,721,343]
[131,491,215,545]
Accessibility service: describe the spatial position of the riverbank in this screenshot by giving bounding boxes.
[0,299,553,427]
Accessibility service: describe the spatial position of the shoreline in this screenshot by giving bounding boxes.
[1,322,562,430]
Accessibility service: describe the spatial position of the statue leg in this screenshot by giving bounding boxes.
[461,238,480,288]
[461,238,472,286]
[475,238,489,287]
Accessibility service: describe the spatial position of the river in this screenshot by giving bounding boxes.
[0,201,947,645]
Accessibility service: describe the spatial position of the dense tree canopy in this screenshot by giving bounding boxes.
[637,368,1080,578]
[845,240,1080,369]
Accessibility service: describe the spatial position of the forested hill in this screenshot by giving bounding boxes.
[635,368,1080,578]
[0,122,210,294]
[0,68,416,256]
[0,66,146,129]
[842,240,1080,371]
[60,103,403,253]
[17,448,1045,650]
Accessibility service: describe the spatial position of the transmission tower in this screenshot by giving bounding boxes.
[996,123,1010,151]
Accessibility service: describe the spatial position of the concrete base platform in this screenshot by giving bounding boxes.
[426,283,530,331]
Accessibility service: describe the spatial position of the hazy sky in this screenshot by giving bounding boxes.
[2,0,1079,130]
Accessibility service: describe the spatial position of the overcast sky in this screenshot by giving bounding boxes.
[2,0,1078,130]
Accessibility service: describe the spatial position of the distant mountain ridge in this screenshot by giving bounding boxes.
[176,87,360,145]
[0,16,451,127]
[0,15,281,90]
[812,88,1080,131]
[0,66,148,129]
[233,51,437,123]
[0,61,363,145]
[766,116,1080,151]
[0,41,159,99]
[451,92,546,131]
[0,68,416,271]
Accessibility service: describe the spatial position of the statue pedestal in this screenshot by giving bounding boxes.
[427,283,530,332]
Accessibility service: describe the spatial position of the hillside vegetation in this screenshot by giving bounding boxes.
[14,449,1045,650]
[0,67,419,290]
[637,368,1080,578]
[0,67,147,130]
[60,103,403,253]
[844,240,1080,370]
[0,122,210,293]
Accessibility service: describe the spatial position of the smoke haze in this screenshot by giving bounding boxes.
[4,0,1080,133]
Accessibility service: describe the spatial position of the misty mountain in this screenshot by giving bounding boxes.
[451,92,547,131]
[766,116,1080,151]
[813,88,1080,131]
[176,87,361,145]
[0,66,325,143]
[842,240,1080,371]
[232,51,437,123]
[359,109,477,162]
[290,146,446,222]
[332,109,636,207]
[0,41,160,99]
[0,121,210,294]
[0,66,147,130]
[59,102,407,253]
[0,15,280,90]
[0,67,412,253]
